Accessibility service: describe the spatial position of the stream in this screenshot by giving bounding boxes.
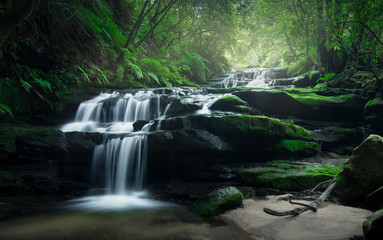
[0,67,350,240]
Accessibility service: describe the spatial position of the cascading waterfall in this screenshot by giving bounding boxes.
[62,71,294,210]
[92,135,148,195]
[220,68,277,88]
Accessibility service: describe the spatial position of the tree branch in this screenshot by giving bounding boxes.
[339,20,383,46]
[264,179,336,217]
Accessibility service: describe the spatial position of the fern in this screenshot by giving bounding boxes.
[183,51,210,82]
[20,79,32,92]
[126,60,143,79]
[147,71,160,85]
[75,65,91,82]
[0,103,13,118]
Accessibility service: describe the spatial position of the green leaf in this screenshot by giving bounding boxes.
[0,103,13,118]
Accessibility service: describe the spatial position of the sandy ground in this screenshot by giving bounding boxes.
[221,195,372,240]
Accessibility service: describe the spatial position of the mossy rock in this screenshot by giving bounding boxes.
[364,98,383,134]
[233,88,365,122]
[0,124,67,159]
[336,134,383,206]
[313,127,364,154]
[155,114,317,159]
[293,71,320,88]
[194,186,243,216]
[159,114,315,142]
[209,95,251,113]
[363,209,383,240]
[274,139,319,157]
[238,163,342,191]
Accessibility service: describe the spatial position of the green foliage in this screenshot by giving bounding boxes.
[182,51,210,83]
[0,103,13,118]
[287,58,313,77]
[317,73,338,83]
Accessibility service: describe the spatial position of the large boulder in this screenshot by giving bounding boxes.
[238,162,342,191]
[336,134,383,207]
[363,209,383,240]
[193,186,243,216]
[233,88,366,122]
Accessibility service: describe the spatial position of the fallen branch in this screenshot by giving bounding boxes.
[263,178,336,217]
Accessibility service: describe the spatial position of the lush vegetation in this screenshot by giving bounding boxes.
[0,0,382,118]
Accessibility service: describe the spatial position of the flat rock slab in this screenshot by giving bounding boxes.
[221,195,372,240]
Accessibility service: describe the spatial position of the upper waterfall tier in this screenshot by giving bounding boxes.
[206,67,296,88]
[61,88,219,133]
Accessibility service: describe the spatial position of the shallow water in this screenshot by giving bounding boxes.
[0,197,253,240]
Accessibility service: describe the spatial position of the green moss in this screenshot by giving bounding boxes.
[365,97,383,109]
[209,95,250,113]
[238,164,342,191]
[194,187,243,217]
[217,115,315,141]
[285,92,362,110]
[276,139,319,155]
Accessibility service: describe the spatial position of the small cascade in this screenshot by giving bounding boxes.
[62,90,154,133]
[246,68,274,88]
[92,135,148,194]
[222,73,239,88]
[217,67,293,89]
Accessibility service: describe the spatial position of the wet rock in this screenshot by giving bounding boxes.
[164,98,200,116]
[193,186,243,216]
[146,129,230,182]
[293,71,320,88]
[365,97,383,135]
[363,209,383,240]
[156,114,318,159]
[336,134,383,207]
[313,127,365,154]
[0,124,67,160]
[209,95,251,113]
[233,88,366,122]
[238,162,342,191]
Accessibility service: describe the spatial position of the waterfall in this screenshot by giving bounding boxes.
[61,90,153,133]
[92,135,148,195]
[220,68,280,88]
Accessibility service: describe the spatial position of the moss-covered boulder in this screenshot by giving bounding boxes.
[238,163,342,191]
[194,186,243,216]
[209,95,251,113]
[153,114,318,159]
[336,135,383,207]
[363,209,383,240]
[233,88,365,122]
[365,97,383,135]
